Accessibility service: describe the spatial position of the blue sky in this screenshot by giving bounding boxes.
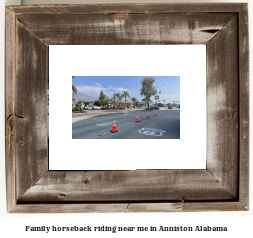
[72,76,180,103]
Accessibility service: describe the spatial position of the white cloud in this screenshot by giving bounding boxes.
[76,85,179,103]
[77,85,132,99]
[77,85,107,98]
[113,87,129,92]
[96,82,101,87]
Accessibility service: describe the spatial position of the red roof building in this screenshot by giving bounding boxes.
[110,99,133,104]
[109,99,133,108]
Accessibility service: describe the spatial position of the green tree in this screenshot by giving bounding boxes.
[121,91,130,108]
[72,77,77,107]
[94,100,101,106]
[76,101,82,108]
[131,97,138,106]
[99,91,110,108]
[103,96,109,106]
[77,100,86,108]
[99,90,105,100]
[72,85,77,105]
[103,96,109,107]
[100,95,109,108]
[140,77,157,109]
[113,93,118,107]
[72,85,77,97]
[115,93,122,108]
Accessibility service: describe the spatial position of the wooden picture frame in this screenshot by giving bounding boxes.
[5,3,249,213]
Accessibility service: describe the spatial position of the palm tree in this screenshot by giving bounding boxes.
[131,97,138,107]
[121,91,130,108]
[113,93,118,107]
[72,85,77,101]
[72,76,77,106]
[116,93,122,108]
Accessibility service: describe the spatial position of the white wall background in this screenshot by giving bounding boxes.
[49,45,206,170]
[1,0,252,236]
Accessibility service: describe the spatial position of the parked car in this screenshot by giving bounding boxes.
[93,106,101,109]
[168,105,172,109]
[84,106,92,109]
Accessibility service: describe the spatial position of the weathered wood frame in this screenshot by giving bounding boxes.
[5,4,249,213]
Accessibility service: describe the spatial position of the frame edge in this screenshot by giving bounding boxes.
[5,7,16,213]
[5,3,250,213]
[238,3,249,209]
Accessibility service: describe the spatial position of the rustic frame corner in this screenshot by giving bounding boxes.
[5,3,249,213]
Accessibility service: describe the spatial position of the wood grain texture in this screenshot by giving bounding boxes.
[15,20,48,200]
[125,202,248,212]
[238,4,249,208]
[10,202,247,213]
[7,3,246,15]
[16,13,235,45]
[5,7,16,212]
[206,16,239,198]
[5,3,249,213]
[18,170,236,202]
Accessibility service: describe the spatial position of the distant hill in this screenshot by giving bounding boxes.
[74,92,97,102]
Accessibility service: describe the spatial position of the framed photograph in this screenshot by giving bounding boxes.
[49,45,206,171]
[5,3,249,213]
